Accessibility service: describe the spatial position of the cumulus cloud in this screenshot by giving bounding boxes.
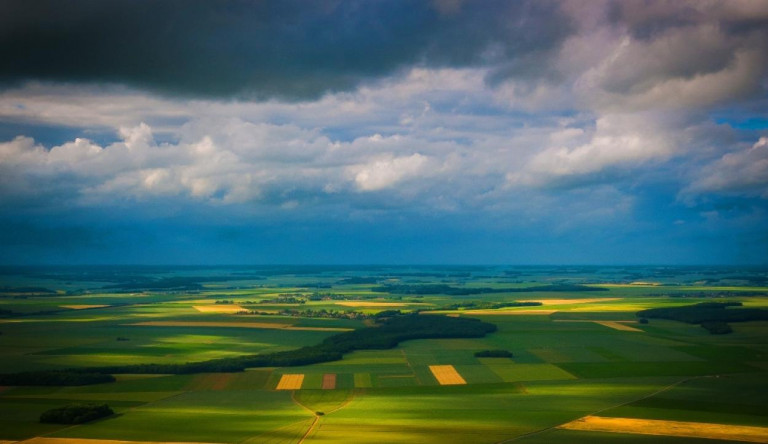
[508,113,675,187]
[1,0,767,265]
[0,120,494,210]
[685,137,768,198]
[352,153,429,191]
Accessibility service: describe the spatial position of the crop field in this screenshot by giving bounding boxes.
[559,416,768,442]
[0,265,767,443]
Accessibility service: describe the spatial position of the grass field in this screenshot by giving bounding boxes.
[1,265,767,443]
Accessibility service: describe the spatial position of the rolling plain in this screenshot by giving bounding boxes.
[0,265,767,443]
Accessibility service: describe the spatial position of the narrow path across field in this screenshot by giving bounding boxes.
[290,390,355,444]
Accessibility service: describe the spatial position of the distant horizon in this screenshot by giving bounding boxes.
[2,263,766,268]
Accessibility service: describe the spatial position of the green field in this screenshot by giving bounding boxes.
[1,265,767,443]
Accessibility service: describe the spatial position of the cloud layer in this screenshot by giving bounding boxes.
[1,0,767,264]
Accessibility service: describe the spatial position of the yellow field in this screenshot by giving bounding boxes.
[193,305,245,313]
[559,416,768,443]
[128,321,351,331]
[429,365,466,385]
[594,321,643,332]
[520,298,621,305]
[59,305,110,310]
[275,374,305,390]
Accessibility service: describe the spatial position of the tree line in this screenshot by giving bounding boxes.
[372,283,608,295]
[637,302,768,334]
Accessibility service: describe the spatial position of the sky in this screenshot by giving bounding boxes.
[0,0,767,265]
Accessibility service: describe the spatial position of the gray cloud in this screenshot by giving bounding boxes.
[0,0,573,100]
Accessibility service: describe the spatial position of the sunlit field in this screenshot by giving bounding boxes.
[1,265,767,443]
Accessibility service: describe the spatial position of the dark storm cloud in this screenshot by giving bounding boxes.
[0,0,572,99]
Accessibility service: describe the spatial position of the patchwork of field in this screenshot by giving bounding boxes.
[1,265,767,443]
[129,321,352,331]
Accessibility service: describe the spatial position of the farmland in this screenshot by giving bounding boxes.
[1,265,767,443]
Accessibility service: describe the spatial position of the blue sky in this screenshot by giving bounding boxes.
[0,0,767,265]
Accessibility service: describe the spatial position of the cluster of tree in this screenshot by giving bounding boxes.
[214,299,236,304]
[242,308,369,320]
[0,371,115,386]
[701,321,733,335]
[474,349,514,358]
[259,295,306,304]
[637,302,768,323]
[40,403,114,424]
[667,291,764,298]
[636,302,768,335]
[17,314,496,378]
[0,286,55,295]
[373,283,607,296]
[374,310,402,318]
[238,310,275,316]
[0,308,14,317]
[440,301,542,310]
[306,292,373,301]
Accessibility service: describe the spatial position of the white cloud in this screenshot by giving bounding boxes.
[508,113,674,186]
[685,137,768,198]
[1,2,767,214]
[352,153,429,191]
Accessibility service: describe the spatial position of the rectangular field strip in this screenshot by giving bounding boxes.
[193,304,245,313]
[275,374,305,390]
[322,373,336,390]
[429,365,466,385]
[594,321,643,332]
[560,416,768,443]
